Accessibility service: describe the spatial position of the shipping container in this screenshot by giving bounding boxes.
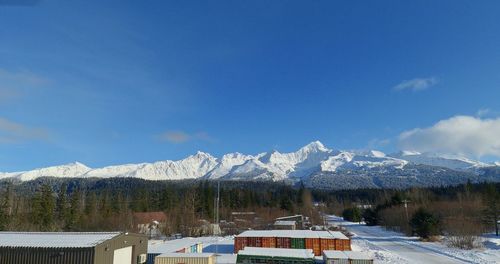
[291,238,305,249]
[234,237,247,253]
[261,237,276,248]
[236,247,314,264]
[323,250,349,264]
[154,253,215,264]
[321,238,335,251]
[147,253,161,264]
[197,243,203,253]
[304,237,320,256]
[343,251,373,264]
[234,230,351,256]
[275,237,291,248]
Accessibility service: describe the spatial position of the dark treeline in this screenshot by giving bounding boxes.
[0,177,498,245]
[0,178,320,235]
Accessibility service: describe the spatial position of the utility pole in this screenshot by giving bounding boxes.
[402,199,410,223]
[215,181,220,256]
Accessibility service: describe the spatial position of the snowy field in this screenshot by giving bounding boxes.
[327,215,500,264]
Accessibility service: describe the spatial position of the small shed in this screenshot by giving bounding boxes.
[236,247,314,264]
[154,253,215,264]
[0,232,147,264]
[274,220,297,230]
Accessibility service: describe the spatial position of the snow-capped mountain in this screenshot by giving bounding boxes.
[389,151,489,171]
[1,141,498,188]
[0,162,91,182]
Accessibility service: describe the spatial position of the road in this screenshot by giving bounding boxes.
[327,216,475,264]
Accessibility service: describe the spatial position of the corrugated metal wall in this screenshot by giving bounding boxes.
[154,255,215,264]
[94,233,148,264]
[0,247,94,264]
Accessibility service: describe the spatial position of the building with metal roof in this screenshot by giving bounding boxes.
[0,232,147,264]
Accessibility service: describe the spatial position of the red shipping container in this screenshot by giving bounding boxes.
[276,237,291,248]
[247,237,263,247]
[262,237,276,248]
[234,237,248,253]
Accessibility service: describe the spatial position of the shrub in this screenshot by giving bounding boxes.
[342,207,362,222]
[410,207,440,239]
[362,208,378,226]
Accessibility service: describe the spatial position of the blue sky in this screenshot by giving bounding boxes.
[1,0,500,171]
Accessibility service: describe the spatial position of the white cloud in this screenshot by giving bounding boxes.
[393,77,438,92]
[398,115,500,158]
[157,130,212,144]
[0,117,49,143]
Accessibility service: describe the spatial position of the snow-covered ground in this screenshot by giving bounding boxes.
[327,215,500,264]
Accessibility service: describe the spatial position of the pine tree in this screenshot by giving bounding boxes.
[56,183,69,223]
[66,189,82,230]
[33,184,56,231]
[483,184,500,236]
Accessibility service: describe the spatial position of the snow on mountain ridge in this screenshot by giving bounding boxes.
[0,141,495,182]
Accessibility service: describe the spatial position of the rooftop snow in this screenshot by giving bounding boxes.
[0,232,121,248]
[157,253,214,258]
[323,250,348,259]
[343,251,373,260]
[148,238,203,254]
[238,247,314,259]
[237,230,348,239]
[274,220,296,225]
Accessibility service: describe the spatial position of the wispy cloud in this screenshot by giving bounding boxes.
[0,117,50,144]
[367,138,391,149]
[393,77,438,92]
[398,115,500,158]
[157,130,213,144]
[0,68,49,103]
[476,108,491,117]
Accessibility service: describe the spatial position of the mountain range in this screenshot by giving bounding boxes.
[1,141,499,189]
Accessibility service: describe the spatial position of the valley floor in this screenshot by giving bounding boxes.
[327,215,500,264]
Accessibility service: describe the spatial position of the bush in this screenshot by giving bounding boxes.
[342,207,362,222]
[362,208,378,226]
[446,235,483,249]
[410,207,440,239]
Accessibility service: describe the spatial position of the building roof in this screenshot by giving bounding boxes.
[133,211,167,224]
[238,247,314,259]
[275,215,303,220]
[237,230,348,239]
[343,251,373,260]
[274,220,296,226]
[148,238,203,254]
[157,253,214,258]
[323,250,348,259]
[0,232,121,248]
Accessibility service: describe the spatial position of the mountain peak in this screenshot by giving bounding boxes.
[301,141,328,152]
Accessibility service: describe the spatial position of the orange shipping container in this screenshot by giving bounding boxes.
[334,239,351,251]
[305,238,321,256]
[320,238,335,251]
